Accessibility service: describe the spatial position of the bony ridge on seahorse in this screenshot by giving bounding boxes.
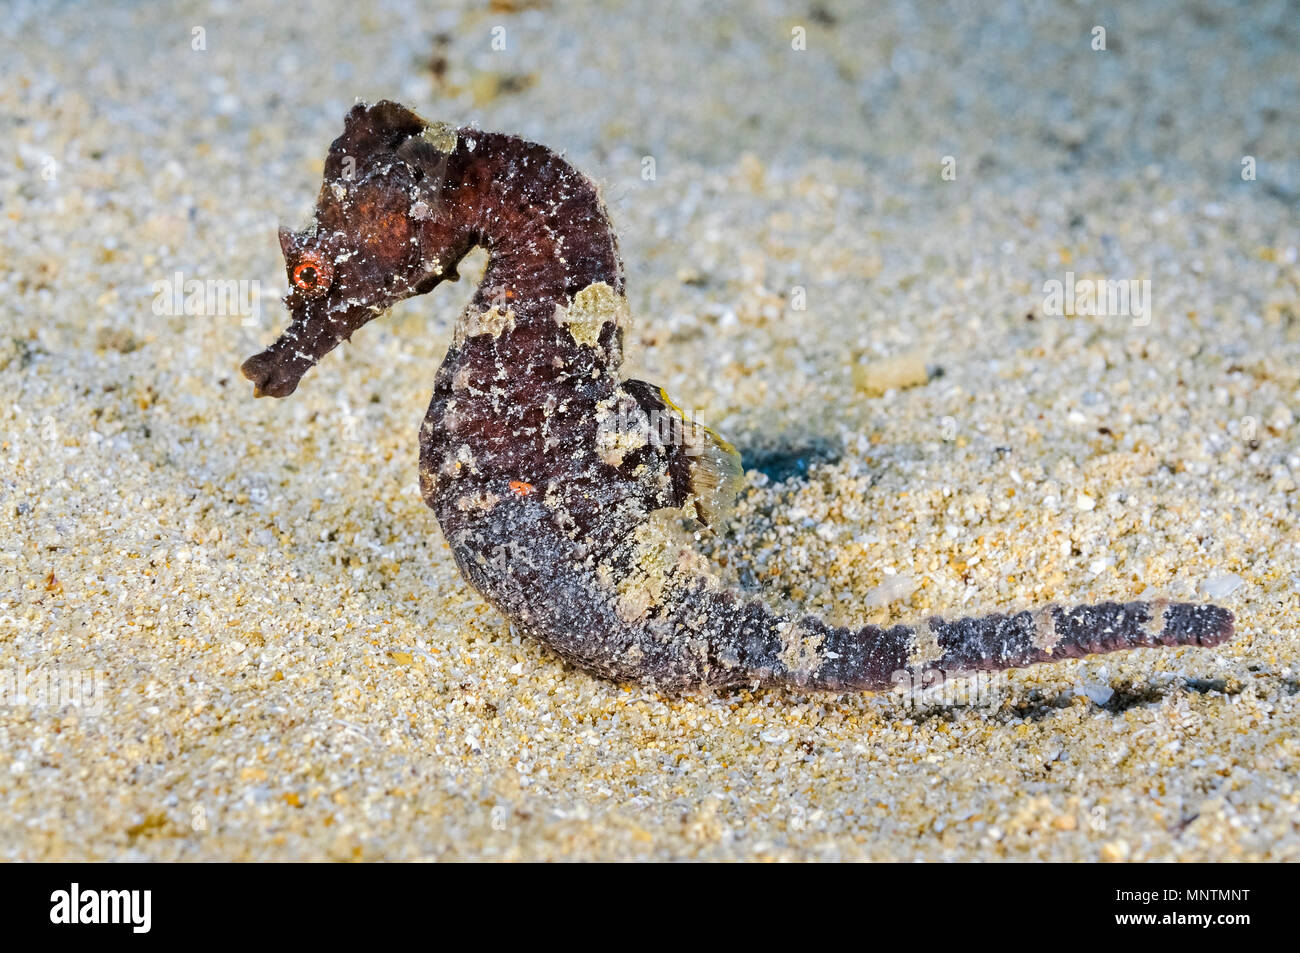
[241,100,1234,693]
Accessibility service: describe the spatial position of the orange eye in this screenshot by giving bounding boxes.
[292,252,332,293]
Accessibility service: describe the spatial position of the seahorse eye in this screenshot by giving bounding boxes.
[292,252,332,293]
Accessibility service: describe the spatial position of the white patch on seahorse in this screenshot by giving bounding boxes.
[441,443,479,478]
[594,389,648,468]
[420,120,458,154]
[451,365,475,393]
[1141,598,1170,641]
[612,506,716,624]
[907,619,944,669]
[454,305,515,346]
[777,620,826,677]
[1032,605,1062,653]
[418,464,439,500]
[455,491,500,512]
[554,281,629,348]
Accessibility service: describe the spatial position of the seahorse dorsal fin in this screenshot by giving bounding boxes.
[658,388,744,527]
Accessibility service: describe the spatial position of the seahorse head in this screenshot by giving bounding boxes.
[241,100,468,397]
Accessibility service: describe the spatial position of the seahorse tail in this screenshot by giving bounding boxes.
[437,495,1232,693]
[717,597,1234,692]
[608,589,1233,692]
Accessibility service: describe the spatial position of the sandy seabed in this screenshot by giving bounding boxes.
[1,0,1297,860]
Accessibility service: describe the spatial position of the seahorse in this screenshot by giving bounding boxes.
[240,101,1233,693]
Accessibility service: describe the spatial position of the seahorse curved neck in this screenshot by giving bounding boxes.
[438,130,624,324]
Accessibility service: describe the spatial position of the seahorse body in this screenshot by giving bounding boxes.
[242,101,1233,693]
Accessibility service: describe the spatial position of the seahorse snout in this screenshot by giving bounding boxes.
[240,348,302,398]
